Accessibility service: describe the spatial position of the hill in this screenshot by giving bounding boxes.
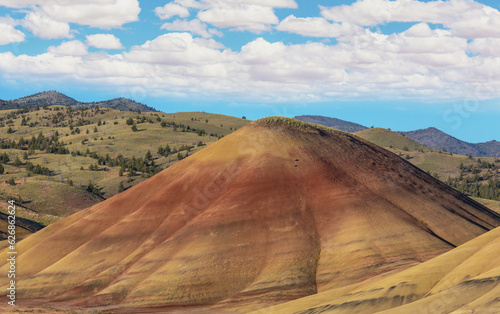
[403,127,500,157]
[355,127,431,152]
[255,223,500,313]
[1,117,498,312]
[0,91,158,112]
[90,97,155,112]
[294,115,367,132]
[294,116,499,158]
[0,106,250,234]
[355,128,500,202]
[475,140,500,157]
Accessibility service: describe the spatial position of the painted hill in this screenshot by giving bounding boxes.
[1,117,499,312]
[403,127,500,157]
[255,223,500,314]
[0,91,158,112]
[294,115,367,132]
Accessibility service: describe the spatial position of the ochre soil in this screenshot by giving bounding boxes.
[1,119,499,312]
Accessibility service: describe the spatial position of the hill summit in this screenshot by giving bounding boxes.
[403,127,500,157]
[0,91,157,112]
[1,117,499,312]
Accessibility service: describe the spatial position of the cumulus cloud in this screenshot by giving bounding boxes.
[197,4,279,32]
[0,0,114,8]
[155,3,191,19]
[161,19,222,38]
[40,0,141,29]
[3,30,499,103]
[124,33,224,66]
[86,34,124,49]
[22,11,71,39]
[222,0,297,8]
[3,1,500,103]
[48,40,88,56]
[193,37,225,49]
[0,17,25,45]
[276,15,362,38]
[320,0,500,38]
[4,0,140,39]
[156,0,297,33]
[468,38,500,57]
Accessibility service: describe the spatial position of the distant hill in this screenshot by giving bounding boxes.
[12,91,79,107]
[0,91,158,112]
[403,127,500,157]
[355,127,431,152]
[288,116,499,157]
[89,97,155,112]
[294,115,367,132]
[475,140,500,157]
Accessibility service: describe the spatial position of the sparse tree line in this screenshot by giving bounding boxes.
[74,149,163,178]
[0,152,53,185]
[446,158,500,200]
[0,105,110,128]
[447,177,500,201]
[0,131,69,154]
[127,115,215,137]
[2,105,226,141]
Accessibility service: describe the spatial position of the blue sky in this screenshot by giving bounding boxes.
[0,0,499,143]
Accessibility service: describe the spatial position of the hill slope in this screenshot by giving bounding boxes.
[255,224,500,314]
[355,128,500,202]
[355,127,431,152]
[0,91,158,112]
[1,117,499,312]
[294,115,367,132]
[403,127,500,157]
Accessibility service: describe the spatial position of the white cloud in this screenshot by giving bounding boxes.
[48,40,88,56]
[86,34,124,50]
[193,37,225,49]
[320,0,500,38]
[4,0,140,34]
[155,3,190,20]
[0,0,114,8]
[4,1,500,104]
[0,17,25,45]
[161,19,223,38]
[22,11,71,39]
[402,22,435,38]
[397,24,468,54]
[197,4,279,32]
[156,0,297,33]
[276,15,362,38]
[2,31,500,103]
[123,33,226,70]
[41,0,141,29]
[468,38,500,57]
[222,0,297,8]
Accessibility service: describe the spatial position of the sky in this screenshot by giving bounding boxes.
[0,0,499,143]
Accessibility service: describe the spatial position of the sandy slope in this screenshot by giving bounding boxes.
[1,118,499,312]
[254,225,500,314]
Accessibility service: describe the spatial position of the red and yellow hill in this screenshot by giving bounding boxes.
[1,117,499,312]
